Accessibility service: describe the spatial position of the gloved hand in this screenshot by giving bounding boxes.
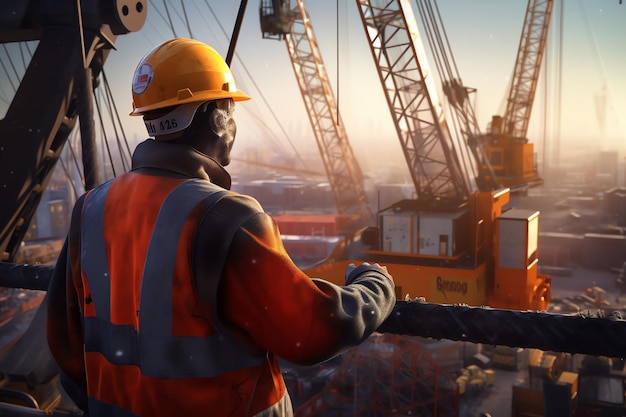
[345,262,393,286]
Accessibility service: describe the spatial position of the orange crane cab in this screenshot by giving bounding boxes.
[306,187,550,311]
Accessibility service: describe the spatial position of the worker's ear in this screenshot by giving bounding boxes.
[208,107,234,137]
[208,107,236,166]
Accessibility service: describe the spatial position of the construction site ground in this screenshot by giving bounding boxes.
[462,266,621,417]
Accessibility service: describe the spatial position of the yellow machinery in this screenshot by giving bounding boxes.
[456,365,496,395]
[303,0,550,311]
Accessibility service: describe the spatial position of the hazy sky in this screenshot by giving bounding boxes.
[2,1,625,176]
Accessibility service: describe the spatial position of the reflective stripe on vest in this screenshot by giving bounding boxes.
[81,178,266,379]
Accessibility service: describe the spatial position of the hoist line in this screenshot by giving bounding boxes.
[163,0,178,37]
[552,0,564,169]
[415,0,477,194]
[18,43,29,74]
[65,129,86,192]
[93,88,118,179]
[58,154,79,203]
[147,0,171,36]
[100,70,131,172]
[577,0,624,139]
[181,0,195,38]
[0,45,17,92]
[102,69,133,163]
[2,261,625,359]
[336,0,340,127]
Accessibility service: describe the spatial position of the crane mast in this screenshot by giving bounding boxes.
[504,0,554,138]
[484,0,554,189]
[260,0,374,229]
[355,0,469,203]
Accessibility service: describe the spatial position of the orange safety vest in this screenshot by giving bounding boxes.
[78,175,288,416]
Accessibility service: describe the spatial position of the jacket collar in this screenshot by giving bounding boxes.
[131,139,232,189]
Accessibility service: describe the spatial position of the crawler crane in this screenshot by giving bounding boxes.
[0,1,146,262]
[481,0,554,190]
[305,0,550,311]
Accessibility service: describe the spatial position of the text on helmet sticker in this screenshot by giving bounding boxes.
[142,101,202,137]
[133,63,154,95]
[145,118,179,135]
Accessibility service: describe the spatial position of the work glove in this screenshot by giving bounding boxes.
[345,262,393,286]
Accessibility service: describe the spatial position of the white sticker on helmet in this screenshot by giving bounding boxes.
[143,101,205,137]
[133,63,154,95]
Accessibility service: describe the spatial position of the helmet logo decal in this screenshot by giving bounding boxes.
[133,63,154,95]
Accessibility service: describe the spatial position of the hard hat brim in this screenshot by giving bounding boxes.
[130,89,250,116]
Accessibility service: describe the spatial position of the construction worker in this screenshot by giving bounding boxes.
[46,38,396,417]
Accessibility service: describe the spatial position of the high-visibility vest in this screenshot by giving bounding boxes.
[79,177,282,416]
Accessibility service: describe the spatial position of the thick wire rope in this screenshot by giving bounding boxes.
[4,259,626,359]
[427,0,480,189]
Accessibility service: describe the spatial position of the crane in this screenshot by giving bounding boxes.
[259,0,374,231]
[305,0,550,312]
[481,0,555,190]
[413,0,499,193]
[0,3,623,415]
[0,1,146,263]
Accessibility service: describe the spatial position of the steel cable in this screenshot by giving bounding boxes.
[2,262,625,358]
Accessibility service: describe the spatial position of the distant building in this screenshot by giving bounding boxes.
[24,176,73,241]
[596,150,619,189]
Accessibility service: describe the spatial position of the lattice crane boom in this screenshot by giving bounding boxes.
[482,0,554,189]
[503,0,555,139]
[260,0,374,228]
[355,0,470,202]
[0,1,146,262]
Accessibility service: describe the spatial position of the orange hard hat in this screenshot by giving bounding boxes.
[130,38,250,116]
